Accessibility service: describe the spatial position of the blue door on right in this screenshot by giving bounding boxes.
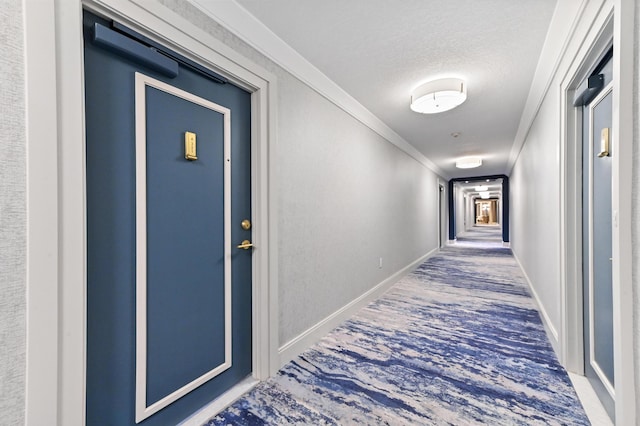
[582,55,614,422]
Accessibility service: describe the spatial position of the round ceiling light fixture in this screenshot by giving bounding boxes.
[410,78,467,114]
[455,156,482,169]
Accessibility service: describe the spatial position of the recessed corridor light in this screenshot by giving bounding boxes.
[455,156,482,169]
[410,78,467,114]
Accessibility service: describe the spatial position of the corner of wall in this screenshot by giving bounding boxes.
[277,247,440,368]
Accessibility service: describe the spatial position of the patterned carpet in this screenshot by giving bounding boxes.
[453,225,505,245]
[206,227,589,425]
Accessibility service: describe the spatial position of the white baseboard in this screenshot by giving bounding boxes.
[512,251,560,352]
[567,372,613,426]
[278,247,440,367]
[177,376,259,425]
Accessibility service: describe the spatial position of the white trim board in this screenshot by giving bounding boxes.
[28,0,280,424]
[278,247,440,368]
[177,376,259,426]
[512,252,560,353]
[568,372,614,426]
[133,74,234,422]
[24,0,60,424]
[187,0,449,180]
[585,84,616,401]
[610,0,637,422]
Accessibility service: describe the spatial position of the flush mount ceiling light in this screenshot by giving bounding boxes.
[480,192,491,199]
[475,185,488,192]
[410,78,467,114]
[455,156,482,169]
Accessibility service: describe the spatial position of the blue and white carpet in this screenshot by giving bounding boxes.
[206,228,589,425]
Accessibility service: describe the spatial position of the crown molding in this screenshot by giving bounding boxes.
[507,0,592,173]
[188,0,449,179]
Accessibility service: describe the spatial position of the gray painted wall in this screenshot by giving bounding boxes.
[633,2,639,422]
[157,0,443,345]
[466,194,475,231]
[510,85,562,349]
[454,185,466,236]
[0,1,26,425]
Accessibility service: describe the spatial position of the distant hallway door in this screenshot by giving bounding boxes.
[581,53,614,421]
[84,11,252,425]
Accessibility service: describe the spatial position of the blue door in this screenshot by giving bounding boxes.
[84,11,252,425]
[581,55,614,421]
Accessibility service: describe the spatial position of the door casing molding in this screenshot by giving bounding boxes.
[24,0,279,424]
[559,0,636,423]
[585,83,616,400]
[447,174,509,243]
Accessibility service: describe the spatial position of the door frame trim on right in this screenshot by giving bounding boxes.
[585,82,615,400]
[559,0,636,423]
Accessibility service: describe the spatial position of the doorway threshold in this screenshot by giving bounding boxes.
[178,376,260,425]
[567,372,612,426]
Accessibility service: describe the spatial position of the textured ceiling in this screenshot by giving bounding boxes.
[234,0,557,178]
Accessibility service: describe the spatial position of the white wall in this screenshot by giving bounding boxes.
[467,196,475,230]
[157,0,443,347]
[509,0,605,353]
[277,75,441,343]
[0,2,26,425]
[454,185,465,237]
[510,84,562,346]
[439,182,448,246]
[632,1,640,421]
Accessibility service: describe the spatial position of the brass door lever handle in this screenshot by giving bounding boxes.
[237,240,254,250]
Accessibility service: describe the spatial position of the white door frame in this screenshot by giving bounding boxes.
[437,179,445,248]
[559,0,636,423]
[24,1,280,424]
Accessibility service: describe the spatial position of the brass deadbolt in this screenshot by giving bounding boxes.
[241,219,252,230]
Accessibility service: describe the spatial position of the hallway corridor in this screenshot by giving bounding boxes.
[200,228,588,425]
[6,1,640,424]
